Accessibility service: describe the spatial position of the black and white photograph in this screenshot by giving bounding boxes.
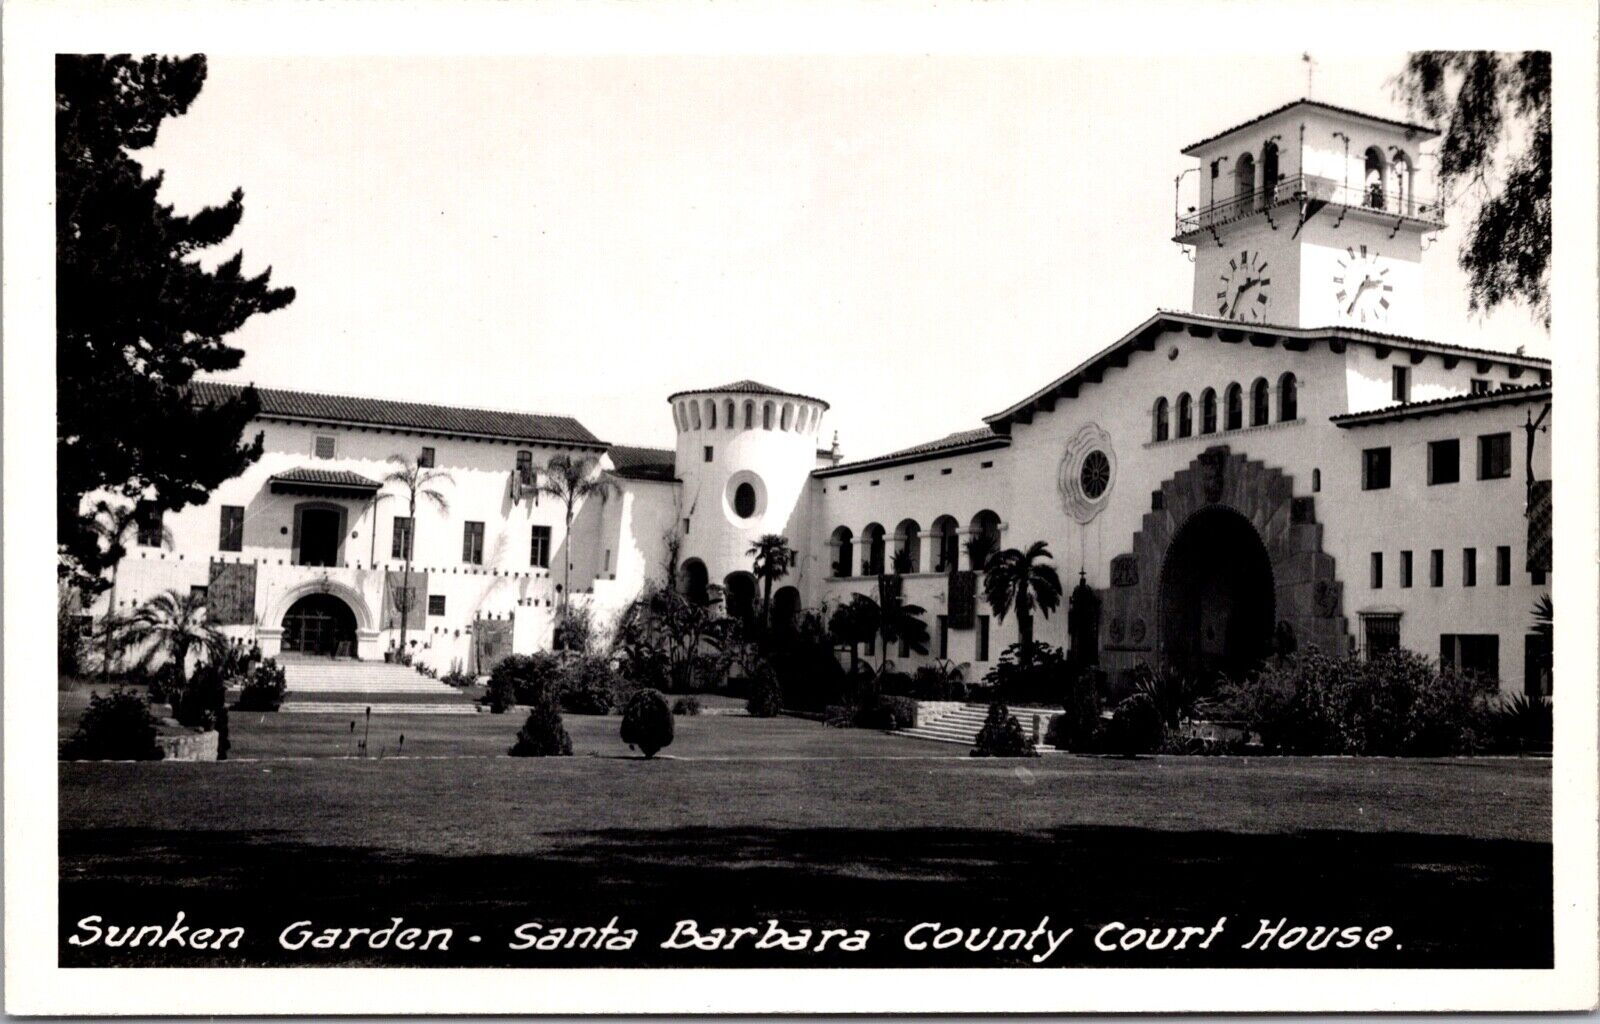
[4,0,1598,1015]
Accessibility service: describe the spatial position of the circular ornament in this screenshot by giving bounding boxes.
[1058,423,1116,524]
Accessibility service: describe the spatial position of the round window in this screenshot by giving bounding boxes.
[1079,450,1111,499]
[733,482,757,518]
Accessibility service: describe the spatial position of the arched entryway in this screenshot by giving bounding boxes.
[723,572,757,627]
[281,593,358,657]
[1160,506,1275,680]
[680,558,710,606]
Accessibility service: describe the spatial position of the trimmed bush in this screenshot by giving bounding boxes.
[557,656,624,715]
[671,696,702,716]
[481,672,518,714]
[236,658,287,712]
[877,670,915,698]
[489,652,564,707]
[509,700,573,756]
[982,642,1072,706]
[621,688,675,757]
[746,670,783,718]
[173,665,231,759]
[1106,692,1164,756]
[1053,669,1102,751]
[859,694,917,730]
[62,688,164,761]
[970,702,1038,758]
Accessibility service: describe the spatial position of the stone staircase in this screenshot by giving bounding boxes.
[278,657,480,715]
[895,702,1060,748]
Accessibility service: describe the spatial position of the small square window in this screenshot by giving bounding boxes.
[1462,547,1477,587]
[1532,567,1547,585]
[904,474,915,481]
[838,485,848,492]
[703,446,714,463]
[1478,433,1512,480]
[135,504,164,548]
[1470,378,1493,394]
[313,435,337,459]
[1427,439,1460,485]
[1362,447,1391,490]
[981,461,994,469]
[870,480,880,487]
[190,585,209,605]
[941,468,952,476]
[419,446,436,468]
[428,595,447,616]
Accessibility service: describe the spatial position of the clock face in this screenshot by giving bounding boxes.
[1216,249,1272,322]
[1333,244,1394,325]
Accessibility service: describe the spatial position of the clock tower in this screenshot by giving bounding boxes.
[1174,100,1444,336]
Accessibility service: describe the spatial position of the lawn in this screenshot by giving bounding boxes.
[58,704,1551,969]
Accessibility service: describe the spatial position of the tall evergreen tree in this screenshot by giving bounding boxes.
[1395,51,1550,327]
[57,54,295,592]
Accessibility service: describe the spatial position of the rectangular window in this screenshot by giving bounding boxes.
[462,521,485,565]
[1496,545,1512,586]
[391,517,414,560]
[1400,550,1414,589]
[135,504,164,548]
[313,434,336,459]
[703,446,714,463]
[515,449,533,481]
[1370,552,1383,589]
[1362,447,1391,490]
[190,585,209,605]
[1462,547,1477,587]
[218,505,244,552]
[1478,432,1512,480]
[419,446,436,468]
[428,595,446,616]
[603,548,612,573]
[1363,613,1400,659]
[1470,378,1493,394]
[937,615,949,659]
[1427,439,1460,485]
[941,468,953,476]
[976,615,991,662]
[1532,567,1547,585]
[1430,549,1444,587]
[681,518,691,535]
[1392,366,1411,403]
[530,526,552,568]
[1441,633,1500,687]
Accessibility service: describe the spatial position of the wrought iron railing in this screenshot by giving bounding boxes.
[1176,173,1445,236]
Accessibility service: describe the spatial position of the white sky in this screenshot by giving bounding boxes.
[145,54,1549,460]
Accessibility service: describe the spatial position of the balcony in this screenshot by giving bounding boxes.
[1175,174,1445,241]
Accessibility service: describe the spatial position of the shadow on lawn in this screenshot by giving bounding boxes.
[60,823,1550,968]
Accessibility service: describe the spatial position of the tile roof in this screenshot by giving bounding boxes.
[192,381,605,448]
[667,380,830,408]
[1330,383,1551,427]
[607,445,678,481]
[813,427,1008,477]
[268,467,382,490]
[984,310,1550,432]
[1182,98,1439,155]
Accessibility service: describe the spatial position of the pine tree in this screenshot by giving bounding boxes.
[57,55,295,591]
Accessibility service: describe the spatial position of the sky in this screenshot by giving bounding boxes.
[143,54,1549,461]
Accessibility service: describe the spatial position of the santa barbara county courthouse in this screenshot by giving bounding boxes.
[93,97,1553,697]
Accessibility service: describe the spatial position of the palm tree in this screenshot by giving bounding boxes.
[381,455,454,654]
[120,588,227,684]
[877,596,930,672]
[828,594,880,674]
[747,534,794,627]
[534,453,620,616]
[981,540,1064,668]
[86,501,170,683]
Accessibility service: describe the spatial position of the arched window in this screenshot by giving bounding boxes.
[1261,140,1280,203]
[690,402,703,430]
[1364,147,1386,210]
[893,519,922,574]
[724,399,736,429]
[862,523,887,576]
[1224,383,1243,431]
[1153,397,1170,442]
[1200,388,1218,434]
[1234,152,1256,212]
[705,399,717,429]
[780,403,794,431]
[1177,392,1193,438]
[930,515,960,573]
[1250,378,1270,426]
[743,401,755,429]
[1278,372,1299,421]
[674,403,686,431]
[830,526,854,578]
[795,406,808,433]
[680,558,710,606]
[762,402,775,430]
[1391,151,1412,214]
[968,510,1001,570]
[1312,468,1321,493]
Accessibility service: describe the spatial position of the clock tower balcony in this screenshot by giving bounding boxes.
[1175,173,1445,245]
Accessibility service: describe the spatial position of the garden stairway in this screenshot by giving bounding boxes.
[277,657,480,715]
[894,702,1060,748]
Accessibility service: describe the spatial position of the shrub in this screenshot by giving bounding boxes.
[1484,693,1552,754]
[236,658,287,712]
[859,694,917,730]
[876,670,916,697]
[556,655,626,715]
[62,688,164,761]
[912,662,967,701]
[488,653,564,707]
[554,603,597,654]
[441,659,475,688]
[746,669,783,718]
[620,688,675,757]
[823,704,855,728]
[481,672,518,714]
[509,700,573,756]
[1105,692,1164,756]
[672,696,702,716]
[970,702,1038,758]
[982,642,1071,705]
[1053,668,1102,751]
[173,664,231,759]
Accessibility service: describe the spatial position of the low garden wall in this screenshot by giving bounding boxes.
[156,730,219,761]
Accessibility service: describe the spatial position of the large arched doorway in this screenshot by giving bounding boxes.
[281,593,359,657]
[1160,506,1274,681]
[723,572,757,627]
